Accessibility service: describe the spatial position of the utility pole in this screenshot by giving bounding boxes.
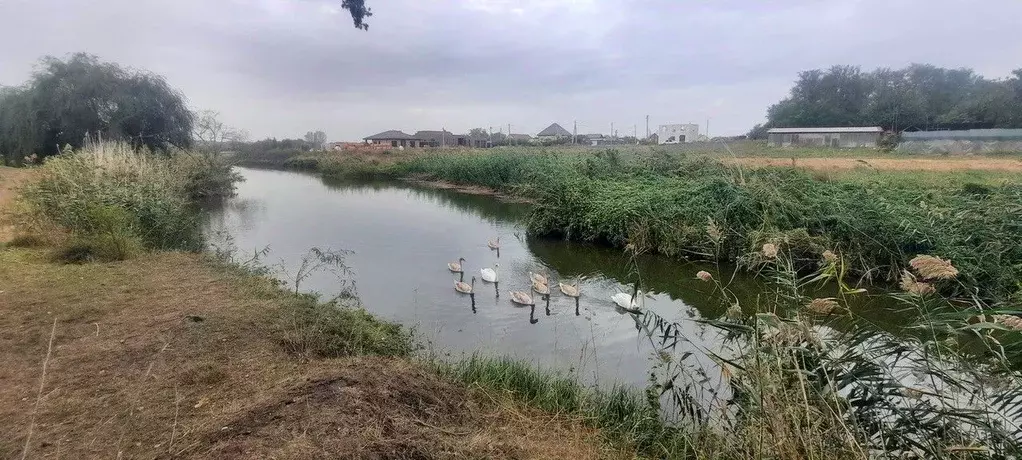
[611,122,614,139]
[633,125,637,141]
[573,120,577,145]
[645,115,649,139]
[488,126,493,147]
[706,118,710,139]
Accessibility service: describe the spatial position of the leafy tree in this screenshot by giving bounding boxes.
[304,130,328,150]
[0,53,192,164]
[758,64,1022,132]
[468,128,488,138]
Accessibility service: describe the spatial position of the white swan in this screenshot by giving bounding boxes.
[611,289,643,313]
[480,263,498,283]
[448,257,465,273]
[488,237,500,250]
[509,291,534,306]
[455,276,475,294]
[529,271,548,286]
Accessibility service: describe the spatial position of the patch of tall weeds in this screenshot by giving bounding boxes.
[22,141,241,256]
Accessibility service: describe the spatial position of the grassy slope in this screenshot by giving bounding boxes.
[0,166,630,459]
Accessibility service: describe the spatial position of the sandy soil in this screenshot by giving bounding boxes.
[731,156,1022,172]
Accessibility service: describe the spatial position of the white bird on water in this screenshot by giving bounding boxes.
[529,271,548,286]
[488,237,500,250]
[448,257,465,273]
[611,283,647,314]
[480,263,499,283]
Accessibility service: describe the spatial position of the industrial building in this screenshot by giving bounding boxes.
[767,127,882,148]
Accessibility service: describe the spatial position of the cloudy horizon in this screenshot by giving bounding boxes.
[1,0,1020,141]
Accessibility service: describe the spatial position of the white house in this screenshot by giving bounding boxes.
[657,124,699,144]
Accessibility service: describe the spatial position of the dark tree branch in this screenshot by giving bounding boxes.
[341,0,372,30]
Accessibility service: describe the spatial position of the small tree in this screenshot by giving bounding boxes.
[304,131,327,150]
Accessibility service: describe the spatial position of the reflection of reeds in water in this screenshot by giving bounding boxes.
[628,249,1022,458]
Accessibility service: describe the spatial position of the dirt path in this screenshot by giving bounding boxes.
[732,156,1022,172]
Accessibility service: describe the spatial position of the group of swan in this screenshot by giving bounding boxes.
[449,237,502,295]
[448,237,645,314]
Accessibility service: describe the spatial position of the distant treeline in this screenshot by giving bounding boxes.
[750,64,1022,137]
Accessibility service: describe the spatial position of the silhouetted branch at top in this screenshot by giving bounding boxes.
[342,0,372,30]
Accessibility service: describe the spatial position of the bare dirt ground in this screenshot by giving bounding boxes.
[731,156,1022,172]
[0,166,625,459]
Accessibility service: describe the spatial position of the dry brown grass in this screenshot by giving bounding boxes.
[0,166,39,242]
[0,248,624,459]
[731,156,1022,172]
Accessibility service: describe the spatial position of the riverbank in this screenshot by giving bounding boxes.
[250,146,1022,302]
[0,160,645,458]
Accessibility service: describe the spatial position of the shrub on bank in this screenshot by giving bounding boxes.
[22,141,241,254]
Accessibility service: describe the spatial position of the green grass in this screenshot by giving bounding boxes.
[434,355,691,458]
[21,142,241,254]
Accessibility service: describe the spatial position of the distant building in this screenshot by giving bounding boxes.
[767,127,882,148]
[898,128,1022,154]
[364,130,423,148]
[507,133,533,143]
[413,130,461,148]
[537,123,572,140]
[657,124,699,144]
[363,129,492,148]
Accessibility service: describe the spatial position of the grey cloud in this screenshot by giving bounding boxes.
[1,0,1020,140]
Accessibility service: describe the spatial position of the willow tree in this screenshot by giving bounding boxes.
[0,53,193,164]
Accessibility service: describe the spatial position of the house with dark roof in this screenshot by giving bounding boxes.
[364,130,426,148]
[536,123,571,140]
[413,130,460,147]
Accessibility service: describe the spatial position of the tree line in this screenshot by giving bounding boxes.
[750,64,1022,137]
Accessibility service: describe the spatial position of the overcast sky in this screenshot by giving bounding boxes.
[1,0,1020,140]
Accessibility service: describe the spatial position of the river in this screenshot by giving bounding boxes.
[205,167,903,391]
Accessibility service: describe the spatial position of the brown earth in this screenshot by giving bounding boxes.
[0,166,625,460]
[731,156,1022,172]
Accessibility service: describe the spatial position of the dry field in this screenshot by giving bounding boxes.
[731,156,1022,172]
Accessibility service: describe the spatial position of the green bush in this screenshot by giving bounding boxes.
[53,231,144,263]
[276,294,413,358]
[23,141,240,253]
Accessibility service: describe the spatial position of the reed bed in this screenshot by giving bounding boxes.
[341,148,1022,302]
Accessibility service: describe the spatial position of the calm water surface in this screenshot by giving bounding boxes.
[206,167,902,389]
